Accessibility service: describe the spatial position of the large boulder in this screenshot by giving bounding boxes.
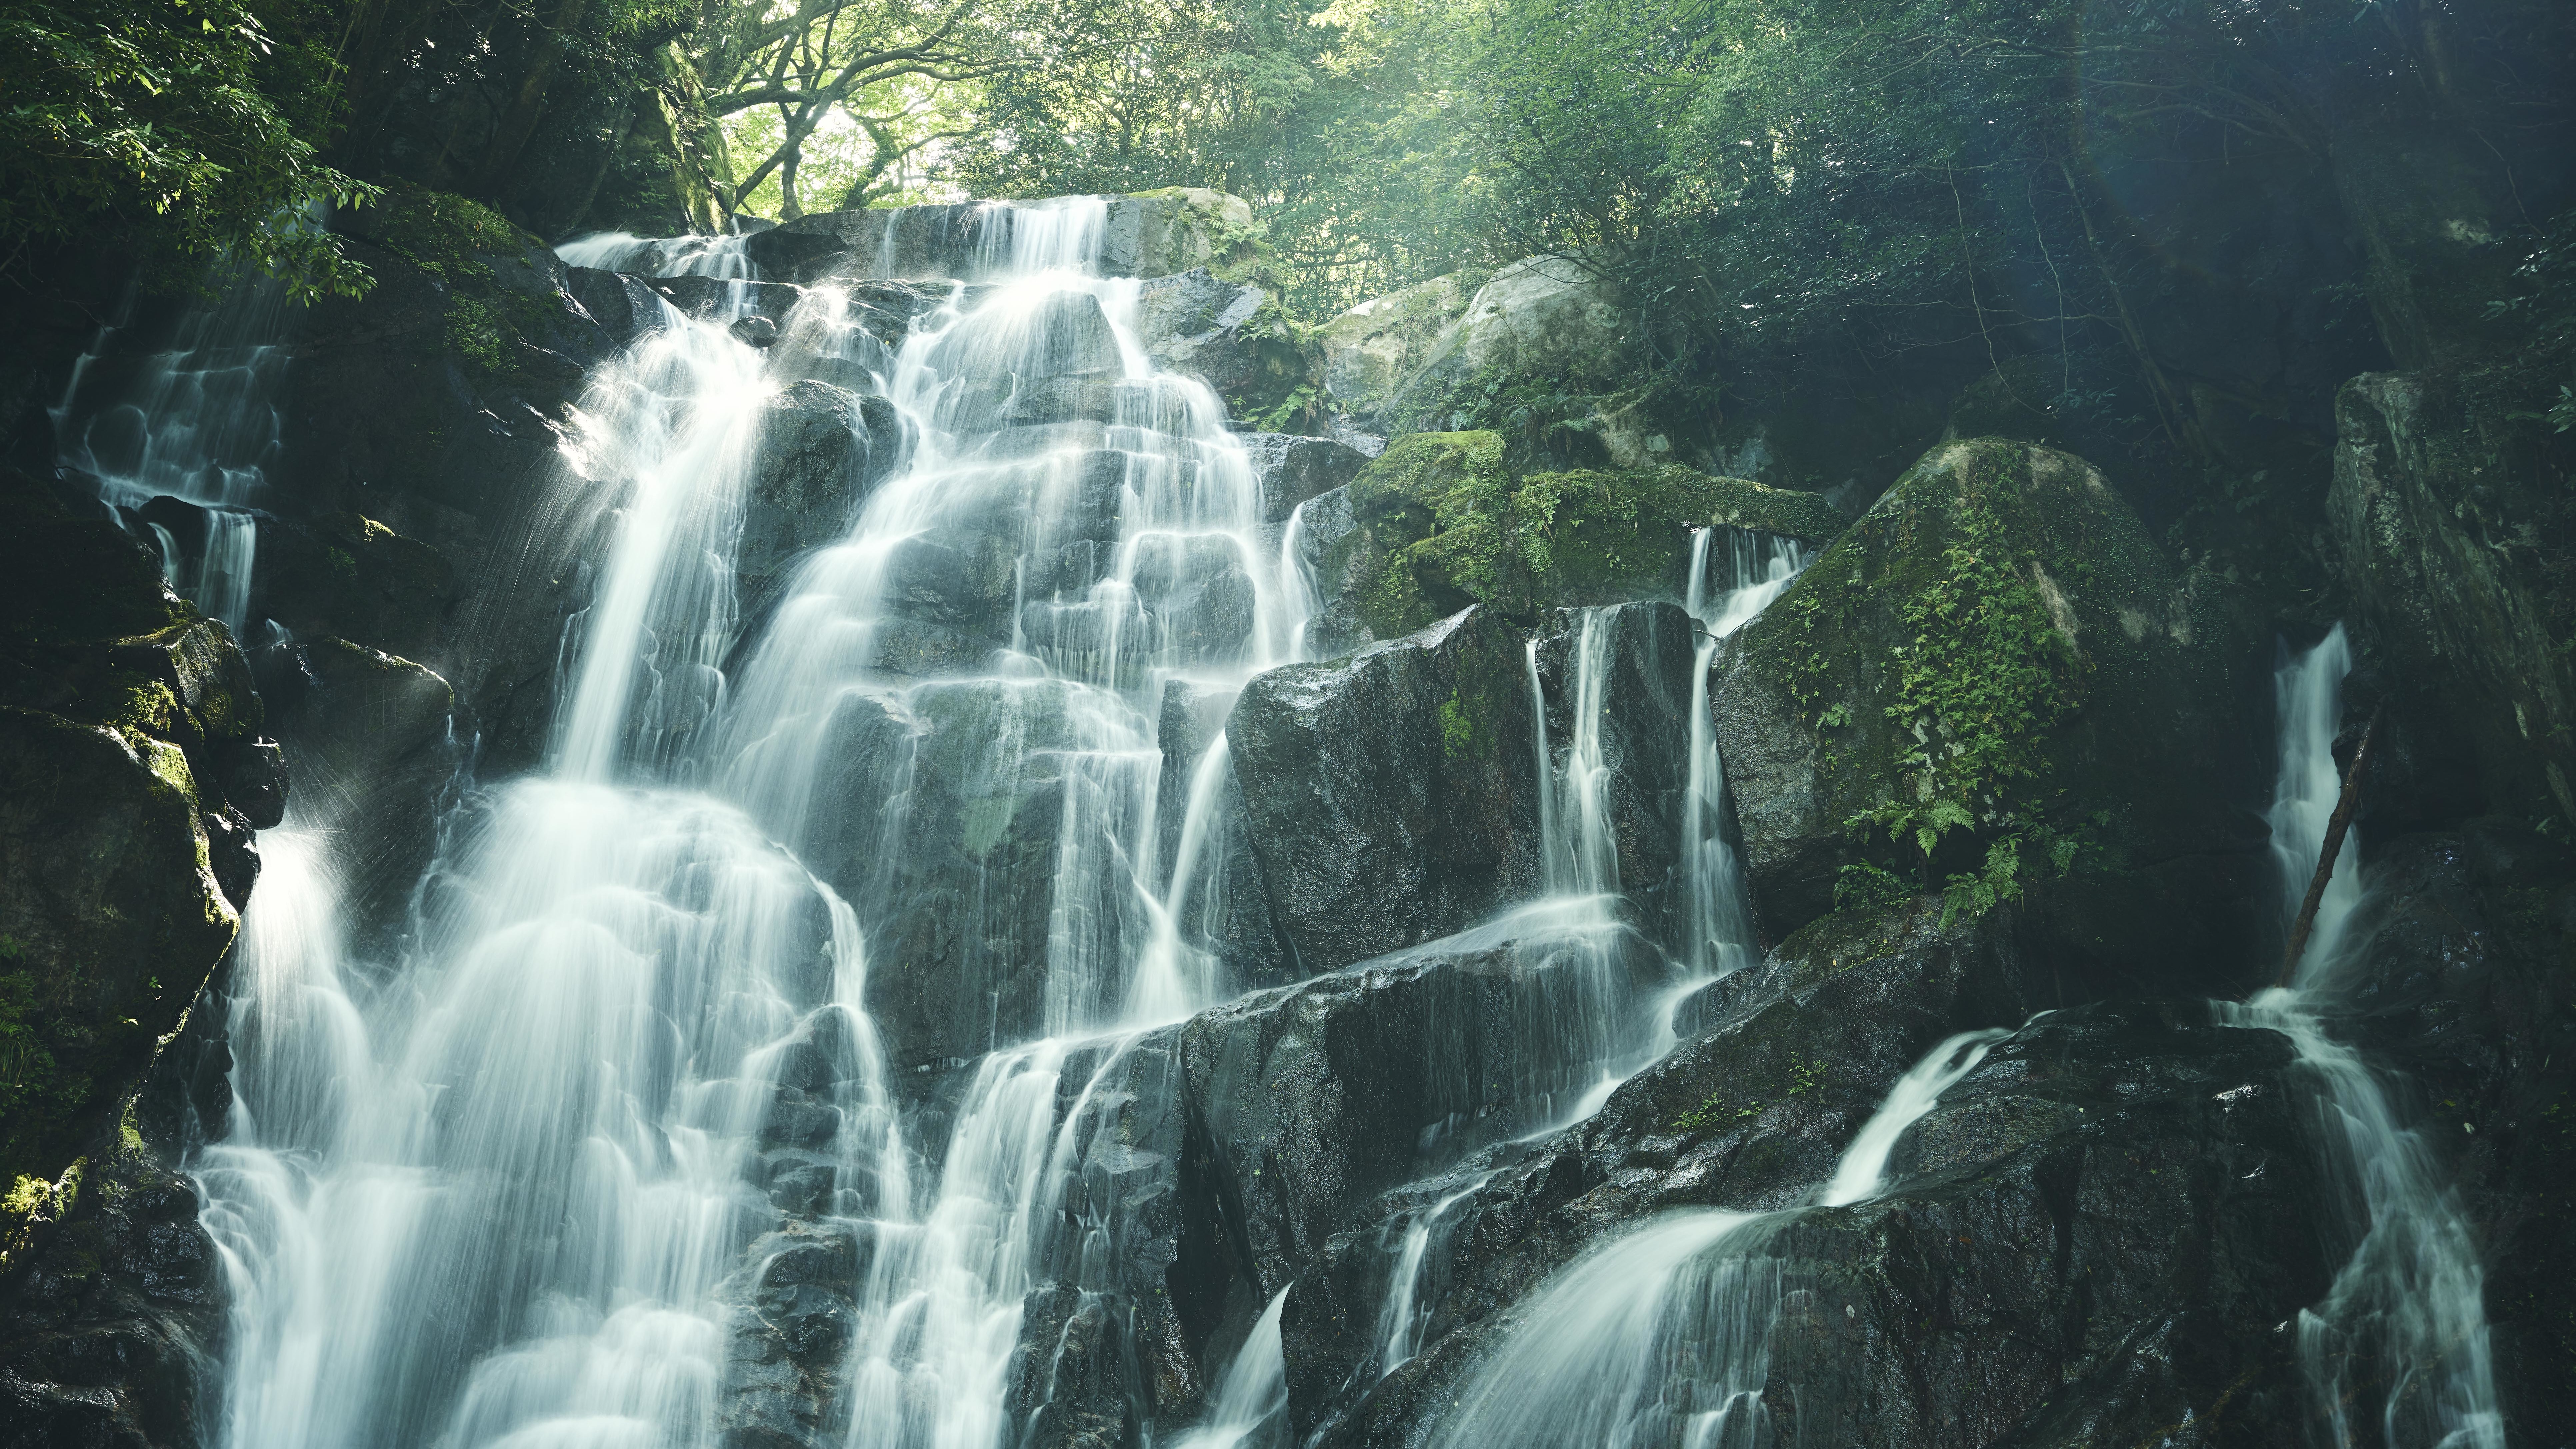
[0,711,237,1201]
[2327,370,2576,829]
[1318,273,1473,424]
[0,473,268,1215]
[737,381,907,608]
[1243,433,1368,523]
[1711,437,2266,989]
[1135,270,1321,429]
[1227,607,1540,973]
[1377,256,1650,429]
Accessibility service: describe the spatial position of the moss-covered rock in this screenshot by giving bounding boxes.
[0,709,236,1219]
[0,472,266,1255]
[1321,433,1846,646]
[1117,187,1270,282]
[1713,437,2266,991]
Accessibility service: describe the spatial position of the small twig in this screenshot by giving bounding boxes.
[2279,706,2384,989]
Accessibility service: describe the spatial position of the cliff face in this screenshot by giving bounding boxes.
[0,133,2569,1449]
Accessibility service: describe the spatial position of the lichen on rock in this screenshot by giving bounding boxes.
[1714,437,2266,990]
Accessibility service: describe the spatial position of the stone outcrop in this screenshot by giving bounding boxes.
[1227,607,1540,972]
[1713,437,2267,990]
[1318,273,1473,425]
[2328,370,2576,828]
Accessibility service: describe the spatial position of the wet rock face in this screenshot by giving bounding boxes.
[737,381,908,609]
[1134,270,1320,428]
[2328,371,2576,829]
[1242,434,1368,524]
[2330,826,2576,1432]
[1255,892,2327,1448]
[1713,436,2268,993]
[1527,602,1697,938]
[1010,1033,1206,1447]
[0,1151,228,1449]
[1228,607,1541,973]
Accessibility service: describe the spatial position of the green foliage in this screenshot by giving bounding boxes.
[0,0,374,296]
[1436,689,1475,761]
[1671,1052,1826,1135]
[1833,860,1912,915]
[1844,454,2088,872]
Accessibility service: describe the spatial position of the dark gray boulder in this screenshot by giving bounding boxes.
[1243,433,1368,523]
[737,381,908,607]
[1228,607,1541,973]
[564,266,665,347]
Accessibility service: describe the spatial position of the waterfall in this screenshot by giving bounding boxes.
[1374,1170,1497,1376]
[2226,626,2504,1449]
[1680,528,1804,977]
[1814,1027,2009,1207]
[1426,1022,2008,1449]
[196,196,1316,1449]
[1173,1285,1293,1449]
[51,273,299,635]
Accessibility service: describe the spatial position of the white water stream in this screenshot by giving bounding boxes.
[51,275,299,634]
[184,194,1809,1449]
[2226,626,2503,1449]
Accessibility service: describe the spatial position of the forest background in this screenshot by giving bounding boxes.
[4,0,2574,533]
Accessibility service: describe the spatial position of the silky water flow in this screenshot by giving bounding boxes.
[50,270,301,634]
[193,199,1810,1449]
[2222,626,2503,1449]
[195,200,1308,1449]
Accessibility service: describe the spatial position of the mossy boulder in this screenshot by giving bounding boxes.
[0,710,236,1203]
[1320,432,1845,647]
[1712,438,2266,992]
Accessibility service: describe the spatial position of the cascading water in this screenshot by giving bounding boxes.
[1425,1024,2020,1449]
[2226,626,2503,1449]
[51,274,299,634]
[1679,528,1804,977]
[1173,1285,1293,1449]
[197,258,909,1448]
[199,196,1314,1449]
[1360,542,1810,1397]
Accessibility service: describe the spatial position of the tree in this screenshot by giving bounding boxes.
[0,0,375,297]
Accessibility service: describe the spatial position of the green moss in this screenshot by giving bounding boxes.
[1343,435,1846,635]
[1671,1052,1827,1135]
[1437,690,1477,761]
